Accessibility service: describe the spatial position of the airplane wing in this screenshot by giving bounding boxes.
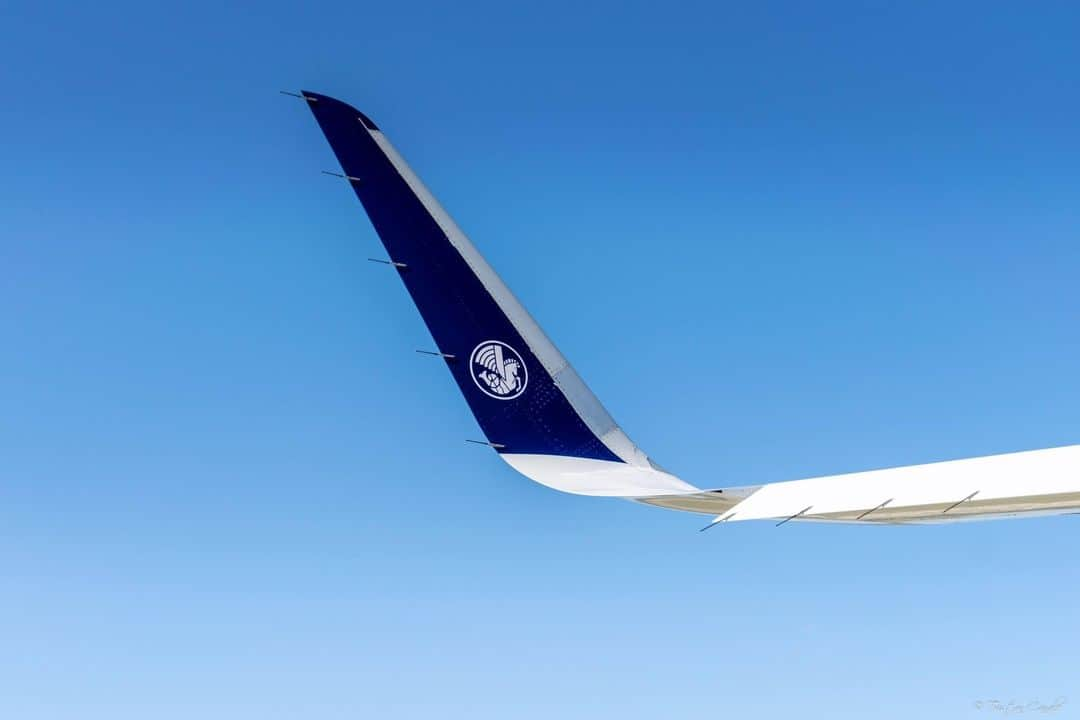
[296,91,1080,526]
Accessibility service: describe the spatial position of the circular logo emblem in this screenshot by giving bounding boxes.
[470,340,528,400]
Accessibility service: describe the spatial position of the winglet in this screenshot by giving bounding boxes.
[299,91,700,498]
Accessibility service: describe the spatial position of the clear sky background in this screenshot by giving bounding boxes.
[2,1,1078,718]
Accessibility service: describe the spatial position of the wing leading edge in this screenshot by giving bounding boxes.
[298,91,1080,525]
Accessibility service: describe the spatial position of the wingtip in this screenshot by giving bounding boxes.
[300,90,380,131]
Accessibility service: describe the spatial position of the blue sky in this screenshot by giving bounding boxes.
[2,1,1079,717]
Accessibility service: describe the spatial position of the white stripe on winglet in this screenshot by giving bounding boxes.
[501,454,699,496]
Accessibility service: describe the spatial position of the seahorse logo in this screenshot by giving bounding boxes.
[470,341,528,400]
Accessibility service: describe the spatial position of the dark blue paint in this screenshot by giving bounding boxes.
[303,92,621,462]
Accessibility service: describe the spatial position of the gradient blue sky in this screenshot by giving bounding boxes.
[2,1,1079,718]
